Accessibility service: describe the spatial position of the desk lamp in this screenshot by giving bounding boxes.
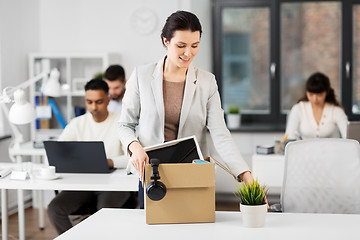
[0,69,61,155]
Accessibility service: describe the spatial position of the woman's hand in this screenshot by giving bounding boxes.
[238,171,254,185]
[238,171,269,206]
[129,141,149,180]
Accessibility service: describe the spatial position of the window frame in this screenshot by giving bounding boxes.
[213,0,360,131]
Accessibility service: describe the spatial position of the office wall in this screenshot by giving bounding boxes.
[38,0,212,75]
[0,0,40,138]
[0,0,40,214]
[0,0,40,151]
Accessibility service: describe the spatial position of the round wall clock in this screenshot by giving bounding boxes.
[131,8,158,35]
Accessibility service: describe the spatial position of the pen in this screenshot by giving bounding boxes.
[281,134,288,144]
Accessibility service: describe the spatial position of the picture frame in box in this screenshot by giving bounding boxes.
[143,135,204,164]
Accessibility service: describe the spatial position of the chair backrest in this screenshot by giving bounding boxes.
[281,139,360,214]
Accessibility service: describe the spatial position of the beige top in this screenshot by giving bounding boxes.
[163,80,185,142]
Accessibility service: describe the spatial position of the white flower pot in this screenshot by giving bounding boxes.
[240,203,267,228]
[226,113,241,129]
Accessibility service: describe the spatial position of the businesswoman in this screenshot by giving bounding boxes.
[286,72,348,139]
[118,11,254,206]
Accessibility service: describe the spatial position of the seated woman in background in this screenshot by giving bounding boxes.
[285,72,348,139]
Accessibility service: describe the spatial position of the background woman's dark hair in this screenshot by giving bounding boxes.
[161,11,202,46]
[297,72,341,107]
[85,78,109,94]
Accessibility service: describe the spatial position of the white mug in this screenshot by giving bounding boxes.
[40,166,56,178]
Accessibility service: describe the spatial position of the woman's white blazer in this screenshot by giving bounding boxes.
[118,58,249,177]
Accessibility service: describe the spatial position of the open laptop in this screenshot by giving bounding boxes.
[347,121,360,142]
[43,141,113,173]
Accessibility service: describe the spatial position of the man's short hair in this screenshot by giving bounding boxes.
[104,65,125,83]
[84,79,109,93]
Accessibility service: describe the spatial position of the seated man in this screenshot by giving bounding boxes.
[47,79,136,235]
[103,64,126,114]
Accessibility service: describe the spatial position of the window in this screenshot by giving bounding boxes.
[214,0,360,130]
[281,2,341,111]
[222,8,270,114]
[352,3,360,114]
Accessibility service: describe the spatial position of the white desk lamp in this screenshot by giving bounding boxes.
[0,69,61,155]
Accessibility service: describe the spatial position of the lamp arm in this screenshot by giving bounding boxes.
[6,72,48,96]
[0,101,24,148]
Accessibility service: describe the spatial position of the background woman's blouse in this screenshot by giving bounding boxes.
[285,101,348,139]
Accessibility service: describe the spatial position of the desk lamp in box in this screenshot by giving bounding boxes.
[0,69,61,160]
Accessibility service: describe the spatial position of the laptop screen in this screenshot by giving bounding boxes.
[43,141,112,173]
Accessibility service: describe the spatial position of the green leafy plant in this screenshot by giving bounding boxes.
[235,179,268,205]
[93,72,104,80]
[228,105,239,114]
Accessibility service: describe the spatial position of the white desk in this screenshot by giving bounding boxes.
[252,154,285,195]
[0,163,138,240]
[7,142,47,240]
[56,208,359,240]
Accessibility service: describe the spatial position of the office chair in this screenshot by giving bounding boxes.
[275,139,360,214]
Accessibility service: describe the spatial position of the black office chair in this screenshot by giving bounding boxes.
[64,191,138,223]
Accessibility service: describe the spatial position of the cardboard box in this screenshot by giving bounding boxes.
[144,162,215,224]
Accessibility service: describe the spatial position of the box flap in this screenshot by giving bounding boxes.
[144,163,215,189]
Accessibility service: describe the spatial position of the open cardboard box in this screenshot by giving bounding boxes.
[144,161,215,224]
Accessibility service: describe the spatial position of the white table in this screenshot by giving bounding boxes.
[252,154,285,195]
[7,142,47,240]
[56,208,359,240]
[0,163,138,240]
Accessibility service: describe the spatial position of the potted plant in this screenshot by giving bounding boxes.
[93,72,104,80]
[226,105,241,129]
[235,180,268,227]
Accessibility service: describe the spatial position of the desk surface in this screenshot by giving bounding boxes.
[0,163,138,191]
[56,208,359,240]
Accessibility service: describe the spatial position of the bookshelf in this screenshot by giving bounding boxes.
[28,52,114,143]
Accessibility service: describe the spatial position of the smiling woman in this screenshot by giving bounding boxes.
[118,10,256,209]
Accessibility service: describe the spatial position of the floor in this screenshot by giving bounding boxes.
[1,207,57,240]
[0,200,243,240]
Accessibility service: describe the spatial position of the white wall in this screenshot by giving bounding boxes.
[0,0,40,214]
[38,0,213,76]
[0,0,40,138]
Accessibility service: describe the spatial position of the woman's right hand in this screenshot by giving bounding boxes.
[129,141,149,180]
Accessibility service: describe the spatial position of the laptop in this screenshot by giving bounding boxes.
[43,141,113,173]
[346,121,360,142]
